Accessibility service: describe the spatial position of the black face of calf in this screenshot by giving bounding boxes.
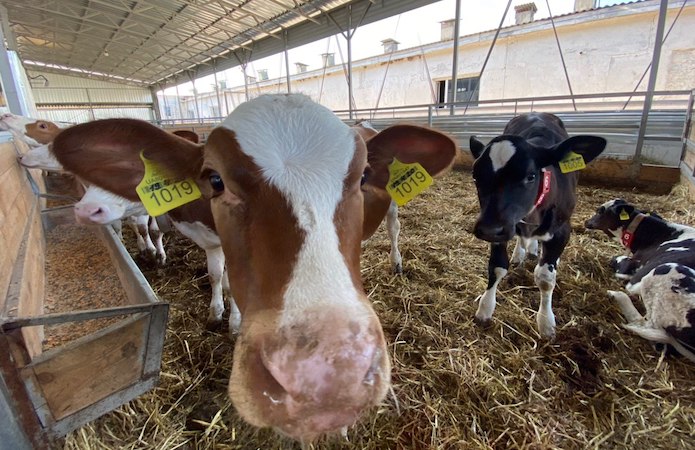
[470,133,606,242]
[585,198,643,238]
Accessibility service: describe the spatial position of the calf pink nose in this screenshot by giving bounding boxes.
[256,321,387,440]
[74,203,109,224]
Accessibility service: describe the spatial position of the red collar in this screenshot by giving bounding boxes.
[534,169,552,208]
[621,213,647,248]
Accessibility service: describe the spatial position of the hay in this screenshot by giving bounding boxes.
[61,170,695,449]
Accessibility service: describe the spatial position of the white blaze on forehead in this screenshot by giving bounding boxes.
[219,94,365,324]
[488,140,516,172]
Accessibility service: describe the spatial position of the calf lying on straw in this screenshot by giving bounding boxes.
[586,198,695,362]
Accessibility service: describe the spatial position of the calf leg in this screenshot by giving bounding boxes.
[475,242,509,326]
[607,290,644,323]
[534,224,571,339]
[223,266,242,335]
[511,237,539,265]
[205,246,226,330]
[133,215,157,258]
[610,255,638,280]
[148,216,167,265]
[386,200,402,274]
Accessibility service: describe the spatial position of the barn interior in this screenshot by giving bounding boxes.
[1,0,695,449]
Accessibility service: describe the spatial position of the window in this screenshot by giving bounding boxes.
[437,76,480,107]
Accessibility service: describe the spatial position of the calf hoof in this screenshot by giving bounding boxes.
[392,263,403,275]
[473,316,493,329]
[205,318,224,331]
[228,315,242,338]
[157,254,167,267]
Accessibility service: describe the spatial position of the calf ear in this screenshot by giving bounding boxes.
[365,125,457,189]
[469,136,486,159]
[52,119,203,198]
[558,135,607,165]
[536,135,607,168]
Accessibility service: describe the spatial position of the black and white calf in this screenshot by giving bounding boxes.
[585,199,695,361]
[470,112,606,338]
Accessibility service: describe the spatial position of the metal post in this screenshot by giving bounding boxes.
[160,84,172,124]
[0,8,24,114]
[347,5,354,120]
[188,72,202,123]
[149,86,162,123]
[632,0,669,178]
[85,88,95,120]
[242,65,249,102]
[546,0,576,111]
[174,82,185,123]
[212,62,223,120]
[679,89,694,165]
[284,31,291,93]
[449,0,462,115]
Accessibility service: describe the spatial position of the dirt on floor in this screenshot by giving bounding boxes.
[60,168,695,450]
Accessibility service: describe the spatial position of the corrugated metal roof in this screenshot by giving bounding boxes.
[0,0,441,88]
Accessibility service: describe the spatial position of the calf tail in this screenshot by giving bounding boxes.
[623,324,695,364]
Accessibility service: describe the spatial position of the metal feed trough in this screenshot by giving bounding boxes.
[0,163,169,449]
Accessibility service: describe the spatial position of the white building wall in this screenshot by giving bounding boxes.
[188,1,692,117]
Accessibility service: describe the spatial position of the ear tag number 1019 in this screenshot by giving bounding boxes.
[136,150,202,216]
[385,158,433,206]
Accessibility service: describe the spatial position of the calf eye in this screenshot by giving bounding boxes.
[209,172,224,192]
[39,122,48,129]
[525,173,537,183]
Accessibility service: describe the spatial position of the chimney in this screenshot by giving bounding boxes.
[257,69,268,81]
[574,0,596,12]
[440,19,457,41]
[381,38,399,54]
[514,3,537,25]
[321,53,335,67]
[295,62,308,74]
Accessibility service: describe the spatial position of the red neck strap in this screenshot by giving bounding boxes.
[534,169,552,208]
[621,213,647,249]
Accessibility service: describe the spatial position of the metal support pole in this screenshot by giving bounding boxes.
[160,83,172,124]
[213,62,223,120]
[546,0,576,111]
[149,86,162,123]
[347,5,354,120]
[188,72,202,123]
[449,0,462,115]
[284,31,292,93]
[0,7,25,114]
[174,82,185,123]
[463,0,512,115]
[632,0,669,178]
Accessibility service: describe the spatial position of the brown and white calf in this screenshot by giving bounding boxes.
[0,112,71,147]
[469,112,606,338]
[11,116,199,265]
[585,199,695,361]
[50,93,456,440]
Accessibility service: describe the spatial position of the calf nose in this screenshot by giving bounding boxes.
[74,203,110,225]
[474,222,508,242]
[234,311,390,441]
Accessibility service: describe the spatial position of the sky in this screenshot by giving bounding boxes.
[167,0,622,95]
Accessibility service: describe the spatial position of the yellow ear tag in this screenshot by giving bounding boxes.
[136,150,201,216]
[619,209,630,221]
[559,151,586,173]
[385,158,433,206]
